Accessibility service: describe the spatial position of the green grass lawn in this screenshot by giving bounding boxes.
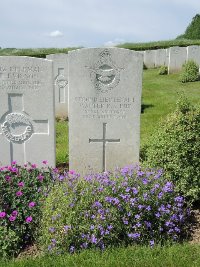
[56,69,200,165]
[1,244,200,267]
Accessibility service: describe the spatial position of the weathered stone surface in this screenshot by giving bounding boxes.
[46,53,68,118]
[155,49,168,67]
[187,45,200,66]
[144,50,156,68]
[0,56,55,167]
[168,46,187,74]
[68,48,143,175]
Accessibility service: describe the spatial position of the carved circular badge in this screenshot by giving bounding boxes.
[56,75,68,88]
[88,49,123,93]
[1,113,33,143]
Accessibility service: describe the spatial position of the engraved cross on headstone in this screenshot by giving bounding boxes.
[55,68,68,103]
[89,123,120,172]
[0,93,49,165]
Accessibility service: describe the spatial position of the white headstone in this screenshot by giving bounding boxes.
[187,45,200,66]
[46,54,68,118]
[144,50,156,68]
[155,49,168,67]
[168,46,187,74]
[0,56,55,167]
[68,48,143,175]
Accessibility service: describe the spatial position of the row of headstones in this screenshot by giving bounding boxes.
[0,48,143,176]
[143,45,200,72]
[47,45,200,119]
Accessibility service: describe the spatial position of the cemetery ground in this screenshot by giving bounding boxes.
[1,68,200,267]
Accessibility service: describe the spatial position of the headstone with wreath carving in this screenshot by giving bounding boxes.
[46,54,68,118]
[0,56,55,167]
[68,48,143,175]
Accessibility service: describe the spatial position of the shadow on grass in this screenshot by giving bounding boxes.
[141,103,154,113]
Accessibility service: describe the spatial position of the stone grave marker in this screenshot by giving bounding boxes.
[187,45,200,66]
[155,49,168,67]
[46,53,68,118]
[68,48,143,175]
[0,56,55,167]
[168,46,187,74]
[144,50,156,68]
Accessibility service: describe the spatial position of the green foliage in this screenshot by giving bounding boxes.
[179,60,199,83]
[40,167,189,255]
[118,39,200,51]
[142,96,200,203]
[158,66,168,75]
[0,162,55,258]
[177,14,200,40]
[0,227,19,258]
[0,47,79,57]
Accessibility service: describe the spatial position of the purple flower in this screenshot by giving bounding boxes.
[25,216,32,223]
[12,161,17,165]
[18,181,24,187]
[132,187,138,195]
[31,164,37,169]
[135,214,140,220]
[128,233,140,239]
[163,182,173,193]
[64,225,71,232]
[42,160,48,165]
[38,174,44,181]
[142,179,148,185]
[107,225,113,230]
[155,212,161,218]
[49,227,55,233]
[146,206,151,211]
[150,240,155,247]
[90,225,95,230]
[9,215,16,222]
[5,175,11,182]
[16,191,23,197]
[91,234,97,244]
[0,212,6,218]
[69,170,76,175]
[69,246,75,253]
[28,202,36,208]
[12,210,18,217]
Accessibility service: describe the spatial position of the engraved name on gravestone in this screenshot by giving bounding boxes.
[187,45,200,66]
[168,46,187,74]
[0,56,55,167]
[46,54,68,118]
[68,48,143,175]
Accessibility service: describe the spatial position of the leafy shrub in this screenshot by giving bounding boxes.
[0,161,56,257]
[40,167,190,255]
[142,97,200,203]
[179,60,199,83]
[158,66,168,75]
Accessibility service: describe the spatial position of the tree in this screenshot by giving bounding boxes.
[177,14,200,39]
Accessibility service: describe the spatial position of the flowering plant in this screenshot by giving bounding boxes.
[40,166,190,254]
[0,161,55,257]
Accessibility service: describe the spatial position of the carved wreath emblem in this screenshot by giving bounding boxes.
[1,113,33,144]
[87,49,123,93]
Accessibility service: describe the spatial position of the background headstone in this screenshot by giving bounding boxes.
[46,53,68,118]
[144,50,156,68]
[0,56,55,167]
[168,46,187,74]
[155,49,168,67]
[68,48,143,175]
[187,45,200,66]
